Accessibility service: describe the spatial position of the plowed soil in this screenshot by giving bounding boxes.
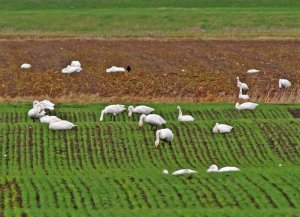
[0,39,299,102]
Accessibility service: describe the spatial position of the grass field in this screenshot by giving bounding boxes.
[0,103,299,216]
[0,0,299,37]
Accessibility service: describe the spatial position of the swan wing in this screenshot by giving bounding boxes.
[218,167,240,172]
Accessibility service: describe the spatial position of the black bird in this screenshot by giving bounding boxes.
[126,65,131,72]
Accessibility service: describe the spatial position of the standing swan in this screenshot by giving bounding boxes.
[236,76,249,93]
[155,128,174,147]
[49,120,77,130]
[139,114,166,130]
[236,102,258,110]
[177,106,195,122]
[238,87,250,100]
[128,105,155,117]
[212,123,233,134]
[100,104,126,121]
[279,79,292,89]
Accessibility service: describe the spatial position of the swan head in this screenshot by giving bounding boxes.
[207,164,219,172]
[236,76,239,80]
[235,102,240,109]
[33,100,39,107]
[128,106,134,117]
[139,114,146,127]
[177,106,181,110]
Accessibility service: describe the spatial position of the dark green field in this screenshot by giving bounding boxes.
[0,0,299,37]
[0,103,299,216]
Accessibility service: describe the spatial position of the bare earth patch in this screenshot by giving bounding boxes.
[0,38,299,102]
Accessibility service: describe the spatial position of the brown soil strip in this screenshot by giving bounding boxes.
[0,39,299,103]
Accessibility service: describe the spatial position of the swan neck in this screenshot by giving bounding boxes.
[100,110,105,121]
[139,115,145,127]
[155,130,160,147]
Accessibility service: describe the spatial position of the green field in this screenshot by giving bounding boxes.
[0,0,299,37]
[0,103,299,216]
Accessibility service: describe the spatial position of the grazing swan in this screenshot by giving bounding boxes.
[247,69,260,74]
[172,169,197,175]
[21,63,31,69]
[279,79,292,88]
[207,164,240,173]
[236,76,249,93]
[139,114,166,130]
[128,105,154,117]
[155,128,174,147]
[212,123,233,134]
[100,104,126,121]
[40,115,61,124]
[49,120,77,130]
[28,105,45,122]
[239,87,250,100]
[177,106,195,122]
[236,102,258,110]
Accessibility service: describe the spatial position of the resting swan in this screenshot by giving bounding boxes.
[49,120,77,130]
[33,100,55,114]
[128,105,154,117]
[172,169,197,175]
[139,114,166,130]
[40,115,61,124]
[207,164,240,173]
[239,87,250,100]
[155,128,174,147]
[28,105,45,122]
[212,123,233,134]
[100,104,126,121]
[279,79,292,88]
[236,102,258,110]
[21,63,31,69]
[177,106,194,122]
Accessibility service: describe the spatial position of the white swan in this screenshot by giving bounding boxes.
[207,164,240,173]
[128,105,154,117]
[162,169,169,174]
[49,120,77,130]
[33,100,55,111]
[106,66,126,73]
[236,102,258,110]
[40,115,61,124]
[238,87,250,100]
[172,169,197,175]
[28,105,45,121]
[139,114,166,130]
[100,104,126,121]
[212,123,233,134]
[21,63,31,69]
[279,79,291,88]
[61,65,82,74]
[236,76,249,92]
[155,128,174,147]
[177,106,195,122]
[247,69,260,74]
[71,61,81,68]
